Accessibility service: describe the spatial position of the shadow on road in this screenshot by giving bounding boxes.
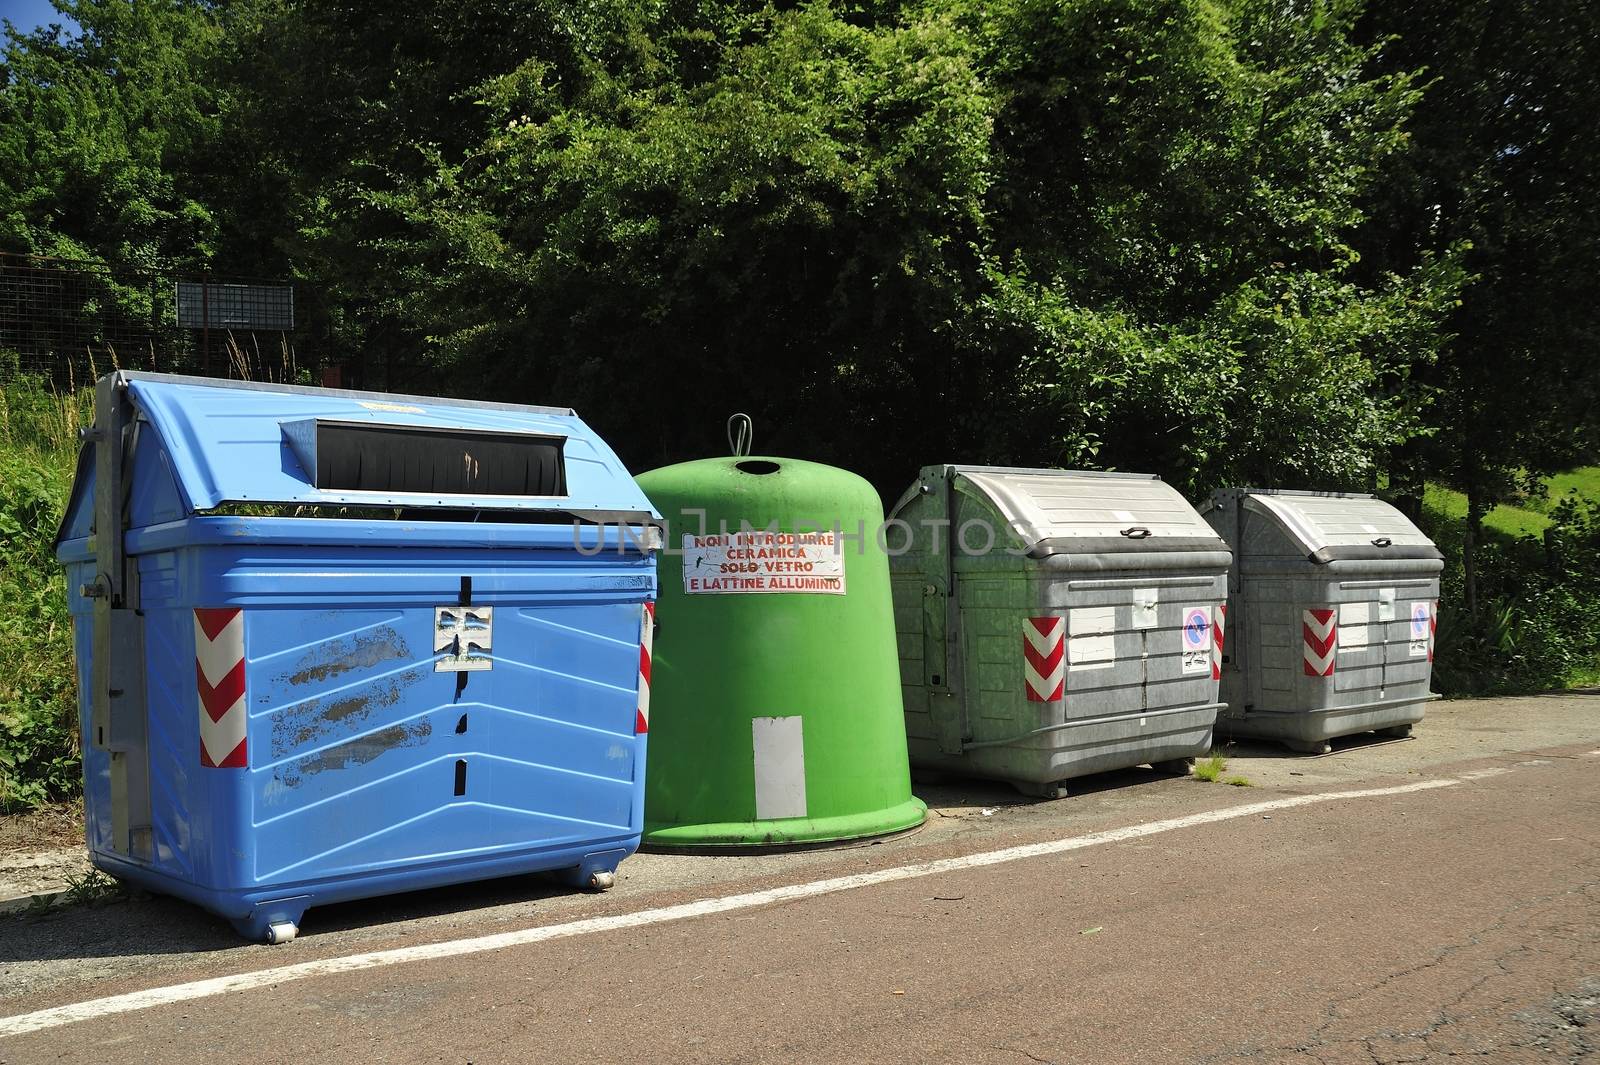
[1215,730,1415,762]
[914,763,1196,810]
[0,869,588,965]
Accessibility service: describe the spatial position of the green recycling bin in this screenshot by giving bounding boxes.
[637,455,925,848]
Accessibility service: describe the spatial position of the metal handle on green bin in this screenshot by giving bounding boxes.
[727,413,754,456]
[1120,526,1152,539]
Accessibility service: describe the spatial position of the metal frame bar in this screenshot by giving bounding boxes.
[962,701,1227,750]
[87,374,151,858]
[113,369,574,417]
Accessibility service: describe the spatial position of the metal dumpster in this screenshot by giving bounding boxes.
[1200,488,1442,753]
[55,372,659,941]
[888,465,1232,797]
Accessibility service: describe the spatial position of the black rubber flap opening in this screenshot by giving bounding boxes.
[315,423,567,496]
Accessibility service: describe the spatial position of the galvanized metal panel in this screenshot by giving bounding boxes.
[1207,487,1440,750]
[1242,490,1438,558]
[890,464,1228,794]
[959,466,1223,551]
[891,465,1228,561]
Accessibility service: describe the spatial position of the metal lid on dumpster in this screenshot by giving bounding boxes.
[68,372,658,521]
[891,465,1229,560]
[1226,489,1441,563]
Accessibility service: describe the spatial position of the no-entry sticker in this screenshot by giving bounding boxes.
[1409,601,1431,657]
[681,531,846,594]
[1181,605,1213,675]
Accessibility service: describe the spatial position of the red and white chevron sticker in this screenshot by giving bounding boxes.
[636,601,654,735]
[1302,607,1337,677]
[194,608,247,768]
[1212,603,1227,681]
[1024,616,1065,702]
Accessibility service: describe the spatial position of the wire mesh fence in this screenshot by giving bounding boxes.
[0,252,313,387]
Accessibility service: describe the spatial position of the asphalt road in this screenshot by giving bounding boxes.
[1,694,1597,1063]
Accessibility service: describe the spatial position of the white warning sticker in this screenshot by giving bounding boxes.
[1180,605,1213,675]
[1132,588,1159,630]
[682,531,846,594]
[1409,601,1431,657]
[1377,587,1397,621]
[1068,607,1116,671]
[1339,602,1370,649]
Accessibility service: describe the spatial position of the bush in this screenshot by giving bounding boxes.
[0,373,90,811]
[1426,495,1600,696]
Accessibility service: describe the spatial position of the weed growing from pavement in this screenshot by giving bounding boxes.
[1222,775,1255,787]
[21,891,56,917]
[6,870,124,920]
[1192,754,1227,782]
[61,868,124,907]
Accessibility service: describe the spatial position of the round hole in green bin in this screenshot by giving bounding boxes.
[736,460,781,475]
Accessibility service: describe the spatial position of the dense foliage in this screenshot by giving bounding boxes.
[5,0,1493,489]
[0,371,86,810]
[0,0,1597,804]
[1428,498,1600,695]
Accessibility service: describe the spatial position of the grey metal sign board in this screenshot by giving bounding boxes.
[176,281,294,330]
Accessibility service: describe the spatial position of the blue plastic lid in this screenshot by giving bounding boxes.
[113,373,658,518]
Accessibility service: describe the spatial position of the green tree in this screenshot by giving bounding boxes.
[975,0,1463,493]
[1,0,1473,497]
[1356,0,1600,613]
[220,0,741,385]
[0,0,227,278]
[320,1,998,480]
[295,0,1461,492]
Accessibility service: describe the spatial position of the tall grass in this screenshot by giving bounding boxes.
[0,368,91,811]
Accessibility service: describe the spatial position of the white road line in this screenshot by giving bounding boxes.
[0,778,1459,1039]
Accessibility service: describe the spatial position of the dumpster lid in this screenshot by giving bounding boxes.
[900,465,1228,557]
[1228,489,1441,563]
[105,372,659,520]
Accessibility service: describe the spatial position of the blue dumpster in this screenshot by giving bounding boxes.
[55,372,659,942]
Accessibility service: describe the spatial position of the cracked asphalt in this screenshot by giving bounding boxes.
[0,693,1597,1063]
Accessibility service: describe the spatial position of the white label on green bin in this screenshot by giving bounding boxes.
[681,531,846,595]
[752,716,807,820]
